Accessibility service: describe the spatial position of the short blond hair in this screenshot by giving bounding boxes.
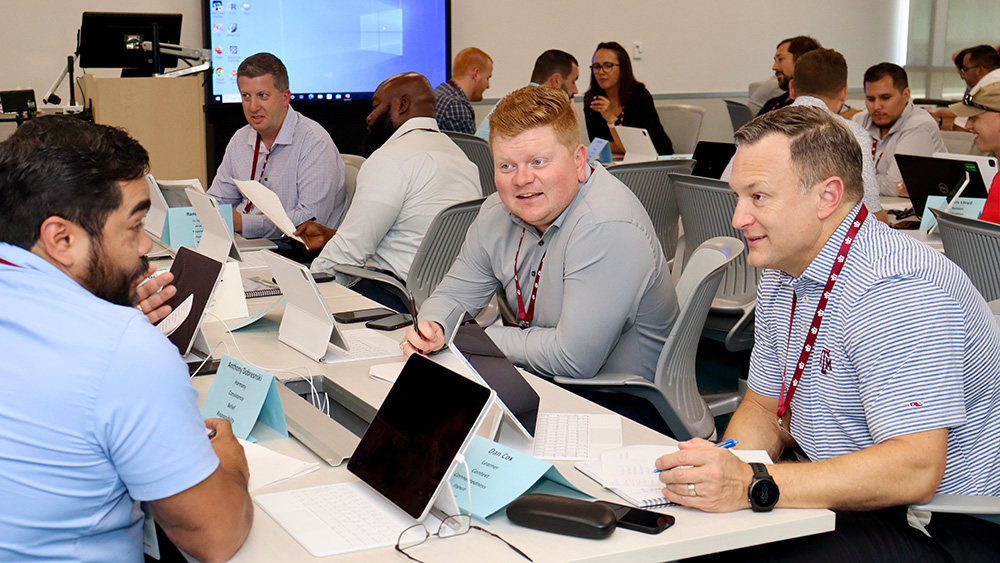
[489,86,580,152]
[453,47,492,78]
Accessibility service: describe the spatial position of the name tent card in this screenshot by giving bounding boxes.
[200,354,287,441]
[161,204,234,248]
[919,195,988,231]
[448,436,586,522]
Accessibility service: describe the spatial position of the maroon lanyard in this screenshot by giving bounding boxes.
[0,257,20,267]
[777,205,869,419]
[513,228,547,328]
[245,134,270,213]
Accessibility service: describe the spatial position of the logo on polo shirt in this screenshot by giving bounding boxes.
[909,401,925,407]
[819,348,832,374]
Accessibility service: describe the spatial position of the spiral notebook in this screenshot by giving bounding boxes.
[575,444,773,508]
[575,458,673,508]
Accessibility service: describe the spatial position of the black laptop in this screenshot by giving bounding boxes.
[895,154,989,217]
[691,141,737,179]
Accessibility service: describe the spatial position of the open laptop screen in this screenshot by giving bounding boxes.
[348,354,492,519]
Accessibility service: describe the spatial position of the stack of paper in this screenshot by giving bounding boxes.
[239,438,321,492]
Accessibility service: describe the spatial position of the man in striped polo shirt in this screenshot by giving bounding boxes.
[656,106,1000,560]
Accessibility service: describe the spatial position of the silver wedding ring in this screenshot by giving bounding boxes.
[688,483,697,497]
[399,340,407,350]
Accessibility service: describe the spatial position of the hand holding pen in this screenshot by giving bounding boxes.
[653,439,738,473]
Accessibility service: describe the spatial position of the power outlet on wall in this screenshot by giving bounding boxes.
[632,41,643,60]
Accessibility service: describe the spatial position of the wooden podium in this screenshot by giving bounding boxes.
[81,74,207,188]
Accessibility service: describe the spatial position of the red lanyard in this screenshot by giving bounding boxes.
[245,134,270,213]
[513,228,547,328]
[777,205,869,419]
[0,257,20,267]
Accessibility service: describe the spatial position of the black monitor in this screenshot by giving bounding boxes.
[78,12,183,76]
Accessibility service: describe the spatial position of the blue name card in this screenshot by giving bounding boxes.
[587,138,613,164]
[919,195,987,231]
[200,354,287,441]
[449,436,587,522]
[161,204,234,248]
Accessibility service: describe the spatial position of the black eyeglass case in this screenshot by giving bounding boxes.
[506,494,617,539]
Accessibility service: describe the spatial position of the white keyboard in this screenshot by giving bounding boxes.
[532,413,623,460]
[255,481,416,557]
[321,329,404,364]
[238,251,269,269]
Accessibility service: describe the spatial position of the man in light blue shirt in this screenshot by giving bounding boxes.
[0,116,252,562]
[475,49,580,140]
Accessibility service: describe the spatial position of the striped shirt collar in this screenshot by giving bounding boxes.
[793,202,867,286]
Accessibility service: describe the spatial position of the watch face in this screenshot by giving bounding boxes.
[751,480,779,508]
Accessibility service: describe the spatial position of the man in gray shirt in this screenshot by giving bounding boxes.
[852,63,947,197]
[403,86,678,382]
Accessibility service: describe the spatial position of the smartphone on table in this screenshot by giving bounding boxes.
[365,313,413,331]
[594,501,675,534]
[333,307,396,324]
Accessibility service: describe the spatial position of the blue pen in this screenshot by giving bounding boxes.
[652,439,739,473]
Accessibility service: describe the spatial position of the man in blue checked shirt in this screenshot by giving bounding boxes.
[656,106,1000,561]
[433,47,493,134]
[208,52,346,239]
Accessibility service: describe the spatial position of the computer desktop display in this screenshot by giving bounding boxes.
[203,0,450,104]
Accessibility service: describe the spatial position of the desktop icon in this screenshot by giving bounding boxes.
[229,45,238,55]
[308,94,314,100]
[214,46,224,55]
[335,94,342,100]
[243,2,252,12]
[229,23,238,33]
[212,23,224,33]
[231,69,238,76]
[228,2,237,11]
[212,1,224,12]
[215,67,224,77]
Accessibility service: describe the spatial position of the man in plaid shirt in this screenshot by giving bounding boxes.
[434,47,493,134]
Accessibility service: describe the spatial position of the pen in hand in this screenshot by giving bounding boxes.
[652,439,739,473]
[408,294,424,339]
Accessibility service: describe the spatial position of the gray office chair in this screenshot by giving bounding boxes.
[554,237,745,440]
[931,208,1000,302]
[340,154,366,212]
[724,100,754,133]
[332,198,485,309]
[672,174,760,352]
[608,159,696,262]
[444,131,497,197]
[654,104,706,154]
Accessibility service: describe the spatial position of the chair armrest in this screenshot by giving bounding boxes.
[552,373,650,387]
[331,264,410,309]
[911,494,1000,514]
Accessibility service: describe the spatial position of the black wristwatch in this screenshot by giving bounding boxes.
[748,462,779,512]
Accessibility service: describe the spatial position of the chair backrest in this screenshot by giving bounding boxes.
[931,208,1000,302]
[408,198,486,305]
[672,173,761,311]
[653,237,744,439]
[724,100,753,133]
[444,131,497,196]
[340,154,365,212]
[654,104,705,154]
[608,160,695,261]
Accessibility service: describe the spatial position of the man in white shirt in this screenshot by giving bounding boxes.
[852,63,947,197]
[960,45,1000,95]
[297,73,481,311]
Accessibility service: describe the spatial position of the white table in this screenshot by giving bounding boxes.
[190,270,834,562]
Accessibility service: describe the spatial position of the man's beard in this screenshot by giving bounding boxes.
[362,110,396,157]
[82,236,150,307]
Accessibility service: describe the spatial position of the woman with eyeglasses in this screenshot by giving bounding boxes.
[583,41,673,156]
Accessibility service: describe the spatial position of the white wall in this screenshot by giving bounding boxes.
[1,0,905,140]
[452,0,906,95]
